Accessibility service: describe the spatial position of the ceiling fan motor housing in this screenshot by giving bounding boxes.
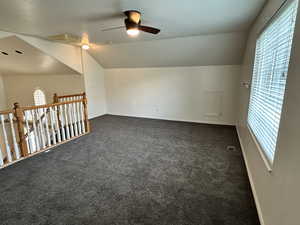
[125,18,140,31]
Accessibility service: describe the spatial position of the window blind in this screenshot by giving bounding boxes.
[248,0,298,163]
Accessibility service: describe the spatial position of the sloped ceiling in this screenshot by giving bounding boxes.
[0,0,266,68]
[0,36,80,75]
[90,32,247,68]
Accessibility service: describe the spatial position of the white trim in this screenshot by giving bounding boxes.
[88,113,107,120]
[247,124,273,172]
[107,113,235,126]
[237,127,265,225]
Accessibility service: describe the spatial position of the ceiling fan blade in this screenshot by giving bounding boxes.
[47,33,81,43]
[139,25,160,34]
[84,12,124,22]
[101,26,125,32]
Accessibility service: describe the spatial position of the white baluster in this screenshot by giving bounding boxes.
[49,107,57,145]
[34,110,43,150]
[72,102,79,136]
[64,103,71,139]
[9,113,21,159]
[59,105,66,141]
[36,109,46,149]
[31,110,40,152]
[0,115,12,162]
[43,108,51,147]
[76,101,82,134]
[80,101,86,133]
[0,140,3,166]
[24,111,33,153]
[54,106,61,142]
[68,103,75,137]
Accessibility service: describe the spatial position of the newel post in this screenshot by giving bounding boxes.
[82,92,90,132]
[53,93,59,103]
[14,103,29,157]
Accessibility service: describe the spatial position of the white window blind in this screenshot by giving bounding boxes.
[248,0,298,163]
[34,89,46,106]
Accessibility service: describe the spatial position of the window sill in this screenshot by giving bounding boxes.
[247,124,273,173]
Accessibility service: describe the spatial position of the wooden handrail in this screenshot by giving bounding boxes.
[0,109,13,115]
[57,93,85,99]
[21,99,84,111]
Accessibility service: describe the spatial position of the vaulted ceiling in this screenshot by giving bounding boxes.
[0,36,80,75]
[0,0,267,68]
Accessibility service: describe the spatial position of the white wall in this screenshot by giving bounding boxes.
[0,74,7,110]
[82,50,107,118]
[237,0,300,225]
[0,73,7,159]
[3,74,85,107]
[105,65,240,125]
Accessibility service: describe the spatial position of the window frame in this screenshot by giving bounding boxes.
[33,88,47,106]
[247,0,298,171]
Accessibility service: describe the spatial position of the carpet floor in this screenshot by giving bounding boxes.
[0,115,260,225]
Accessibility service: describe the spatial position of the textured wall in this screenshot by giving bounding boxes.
[0,74,7,110]
[105,65,240,125]
[82,50,107,118]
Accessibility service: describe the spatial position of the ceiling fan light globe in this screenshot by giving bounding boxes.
[127,28,139,37]
[82,44,90,50]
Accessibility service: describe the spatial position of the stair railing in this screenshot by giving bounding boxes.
[53,92,85,103]
[0,93,90,169]
[0,109,21,166]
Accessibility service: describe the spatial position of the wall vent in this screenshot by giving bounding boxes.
[226,145,236,151]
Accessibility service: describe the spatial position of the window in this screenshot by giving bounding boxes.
[248,0,298,164]
[33,88,46,106]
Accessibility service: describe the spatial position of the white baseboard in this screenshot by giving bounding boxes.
[88,113,107,120]
[236,127,265,225]
[107,113,235,126]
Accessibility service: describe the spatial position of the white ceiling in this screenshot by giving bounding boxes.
[0,0,266,44]
[0,0,266,68]
[92,32,248,68]
[0,36,80,75]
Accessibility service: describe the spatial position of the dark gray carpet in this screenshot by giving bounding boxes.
[0,115,259,225]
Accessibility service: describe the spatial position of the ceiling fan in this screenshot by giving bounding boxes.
[46,10,160,49]
[102,10,160,36]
